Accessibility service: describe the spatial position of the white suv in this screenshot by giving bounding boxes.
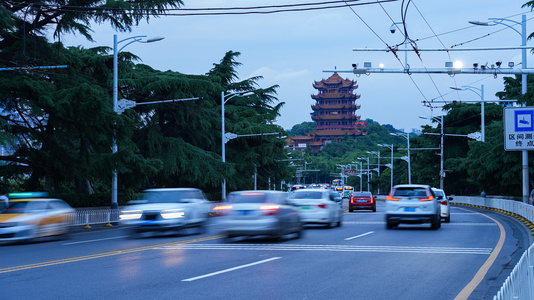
[385,184,441,230]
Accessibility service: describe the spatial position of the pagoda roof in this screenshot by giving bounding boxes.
[289,135,314,141]
[314,129,364,136]
[312,115,359,120]
[313,72,356,89]
[311,104,360,110]
[311,93,360,100]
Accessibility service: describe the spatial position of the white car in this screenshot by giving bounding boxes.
[288,188,343,228]
[120,188,211,237]
[432,188,453,223]
[385,184,441,230]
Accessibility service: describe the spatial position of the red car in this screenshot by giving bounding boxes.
[349,192,376,212]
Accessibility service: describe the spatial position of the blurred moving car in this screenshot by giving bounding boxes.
[215,190,303,242]
[349,191,376,212]
[432,188,452,223]
[0,192,74,243]
[288,188,343,228]
[120,188,210,237]
[342,186,354,199]
[334,186,343,196]
[385,184,441,230]
[289,185,306,192]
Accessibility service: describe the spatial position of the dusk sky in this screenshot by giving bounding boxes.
[55,0,533,132]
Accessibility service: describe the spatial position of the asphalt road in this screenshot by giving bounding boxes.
[0,200,530,300]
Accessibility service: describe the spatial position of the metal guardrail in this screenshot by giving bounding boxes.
[69,209,119,227]
[453,196,534,300]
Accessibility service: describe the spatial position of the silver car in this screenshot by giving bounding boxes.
[216,190,303,242]
[432,188,453,223]
[288,188,343,228]
[385,184,441,230]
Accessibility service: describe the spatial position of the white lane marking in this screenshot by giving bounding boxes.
[162,244,492,255]
[182,257,281,282]
[345,231,375,241]
[62,236,127,245]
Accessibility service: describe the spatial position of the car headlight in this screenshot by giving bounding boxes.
[120,210,143,220]
[161,209,185,219]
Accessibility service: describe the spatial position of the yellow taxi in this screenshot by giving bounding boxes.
[0,192,74,243]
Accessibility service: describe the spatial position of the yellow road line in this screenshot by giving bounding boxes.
[0,235,223,274]
[454,208,506,300]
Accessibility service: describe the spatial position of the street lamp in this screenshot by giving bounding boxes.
[419,116,444,190]
[390,132,411,184]
[378,144,394,191]
[469,14,529,202]
[450,85,485,142]
[366,151,380,194]
[221,91,254,201]
[352,161,363,192]
[357,157,370,192]
[112,34,164,209]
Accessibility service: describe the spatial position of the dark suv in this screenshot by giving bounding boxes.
[385,184,441,230]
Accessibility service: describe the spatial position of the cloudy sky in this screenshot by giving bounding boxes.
[56,0,533,132]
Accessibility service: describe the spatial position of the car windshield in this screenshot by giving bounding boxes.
[289,191,324,200]
[353,192,372,197]
[143,190,203,203]
[228,192,271,203]
[2,201,48,214]
[433,190,445,197]
[393,188,429,197]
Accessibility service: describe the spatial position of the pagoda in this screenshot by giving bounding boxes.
[288,72,367,151]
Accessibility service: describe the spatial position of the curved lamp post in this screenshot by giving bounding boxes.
[378,144,394,191]
[450,85,484,142]
[390,132,411,184]
[221,91,254,201]
[366,151,381,194]
[469,14,529,203]
[112,34,164,209]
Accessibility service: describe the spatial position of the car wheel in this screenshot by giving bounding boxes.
[295,223,304,239]
[444,215,451,223]
[222,235,234,243]
[431,214,441,230]
[336,214,342,227]
[197,221,207,234]
[372,207,376,212]
[386,221,396,229]
[349,208,354,213]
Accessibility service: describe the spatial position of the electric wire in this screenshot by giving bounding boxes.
[6,0,399,16]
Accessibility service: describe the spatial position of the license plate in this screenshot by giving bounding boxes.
[404,207,416,212]
[240,210,252,215]
[300,206,311,210]
[358,200,367,202]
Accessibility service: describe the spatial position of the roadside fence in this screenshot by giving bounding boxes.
[453,196,534,300]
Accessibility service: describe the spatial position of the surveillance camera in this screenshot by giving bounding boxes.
[473,63,478,69]
[496,61,502,68]
[352,63,357,68]
[389,24,396,34]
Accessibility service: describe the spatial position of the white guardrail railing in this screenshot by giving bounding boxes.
[453,196,534,300]
[69,209,119,227]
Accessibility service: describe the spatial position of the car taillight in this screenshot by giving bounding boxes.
[371,198,374,203]
[386,195,400,201]
[438,200,447,205]
[260,205,280,216]
[317,204,327,209]
[213,205,233,216]
[419,196,434,201]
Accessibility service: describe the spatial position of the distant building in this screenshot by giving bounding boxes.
[287,72,367,151]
